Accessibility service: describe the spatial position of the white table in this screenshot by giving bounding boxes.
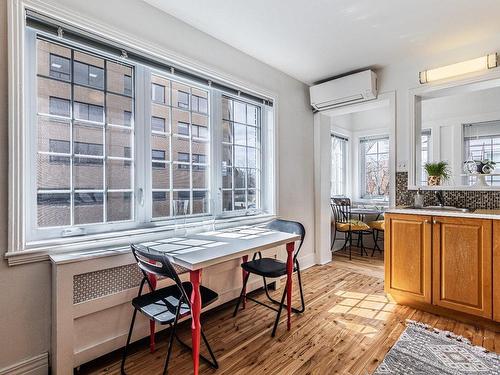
[136,225,301,375]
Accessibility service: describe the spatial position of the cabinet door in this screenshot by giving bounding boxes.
[493,221,500,322]
[385,213,432,303]
[432,216,492,319]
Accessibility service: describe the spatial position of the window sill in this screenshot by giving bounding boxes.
[5,213,276,266]
[354,199,389,206]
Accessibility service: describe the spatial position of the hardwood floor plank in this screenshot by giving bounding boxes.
[79,252,498,375]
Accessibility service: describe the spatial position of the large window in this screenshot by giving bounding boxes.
[26,34,273,243]
[331,134,347,196]
[150,75,210,218]
[36,39,134,229]
[359,136,389,200]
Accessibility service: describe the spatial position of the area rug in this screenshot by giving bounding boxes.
[373,320,500,374]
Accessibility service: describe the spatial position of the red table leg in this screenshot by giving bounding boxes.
[241,255,248,308]
[147,273,157,353]
[286,242,294,331]
[190,269,202,375]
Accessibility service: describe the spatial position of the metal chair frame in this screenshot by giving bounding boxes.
[232,219,306,337]
[121,244,218,375]
[330,197,371,260]
[371,226,385,256]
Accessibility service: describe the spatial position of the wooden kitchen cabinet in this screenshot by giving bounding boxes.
[494,221,500,322]
[432,216,492,319]
[385,213,432,303]
[385,213,496,323]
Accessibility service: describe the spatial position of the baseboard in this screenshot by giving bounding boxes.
[298,253,316,270]
[0,353,49,375]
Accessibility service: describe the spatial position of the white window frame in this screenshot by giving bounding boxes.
[421,129,432,185]
[218,93,264,216]
[7,1,277,263]
[330,133,348,197]
[26,30,139,242]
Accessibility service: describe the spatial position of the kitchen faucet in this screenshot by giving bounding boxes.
[435,191,445,207]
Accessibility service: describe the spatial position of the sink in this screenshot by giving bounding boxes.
[408,205,475,213]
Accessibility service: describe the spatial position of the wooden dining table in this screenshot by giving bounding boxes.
[136,224,301,375]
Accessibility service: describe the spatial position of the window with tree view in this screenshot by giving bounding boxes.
[359,136,389,200]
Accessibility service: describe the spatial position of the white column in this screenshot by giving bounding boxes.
[313,113,332,265]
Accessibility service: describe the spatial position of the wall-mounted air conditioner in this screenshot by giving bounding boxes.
[310,70,377,111]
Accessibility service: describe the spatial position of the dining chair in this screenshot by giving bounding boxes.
[232,219,306,337]
[367,218,385,256]
[121,244,219,375]
[330,197,371,259]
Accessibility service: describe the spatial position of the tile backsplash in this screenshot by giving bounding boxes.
[396,172,500,209]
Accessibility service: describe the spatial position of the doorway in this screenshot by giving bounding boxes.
[313,92,396,266]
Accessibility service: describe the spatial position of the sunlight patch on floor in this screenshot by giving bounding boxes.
[337,320,379,338]
[328,290,397,337]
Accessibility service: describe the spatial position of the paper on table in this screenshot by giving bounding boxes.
[149,243,191,253]
[175,239,214,246]
[172,246,205,254]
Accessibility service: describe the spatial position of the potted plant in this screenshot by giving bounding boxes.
[424,161,450,186]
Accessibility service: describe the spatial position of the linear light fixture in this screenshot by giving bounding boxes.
[419,53,498,84]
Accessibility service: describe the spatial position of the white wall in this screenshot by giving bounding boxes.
[376,33,500,172]
[0,1,52,371]
[0,0,314,371]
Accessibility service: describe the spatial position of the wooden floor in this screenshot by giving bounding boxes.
[80,249,499,375]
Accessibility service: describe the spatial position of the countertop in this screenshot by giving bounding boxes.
[385,207,500,220]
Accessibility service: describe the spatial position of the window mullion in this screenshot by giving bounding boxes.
[137,65,151,224]
[189,88,193,215]
[102,59,108,223]
[70,48,75,226]
[211,91,223,217]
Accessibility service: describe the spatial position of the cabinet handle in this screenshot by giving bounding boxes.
[433,220,439,224]
[424,220,430,224]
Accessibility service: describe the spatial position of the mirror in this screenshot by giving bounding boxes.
[411,74,500,189]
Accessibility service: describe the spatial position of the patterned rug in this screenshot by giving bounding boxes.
[374,320,500,374]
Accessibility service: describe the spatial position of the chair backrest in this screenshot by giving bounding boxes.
[266,219,305,262]
[131,244,189,300]
[331,197,352,224]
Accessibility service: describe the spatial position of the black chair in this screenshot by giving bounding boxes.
[331,197,371,260]
[121,244,219,375]
[233,219,306,337]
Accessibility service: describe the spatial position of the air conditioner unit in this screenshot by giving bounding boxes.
[309,70,377,111]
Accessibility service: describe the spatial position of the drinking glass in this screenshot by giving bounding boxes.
[173,199,189,236]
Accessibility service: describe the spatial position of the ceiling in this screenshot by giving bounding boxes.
[144,0,500,84]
